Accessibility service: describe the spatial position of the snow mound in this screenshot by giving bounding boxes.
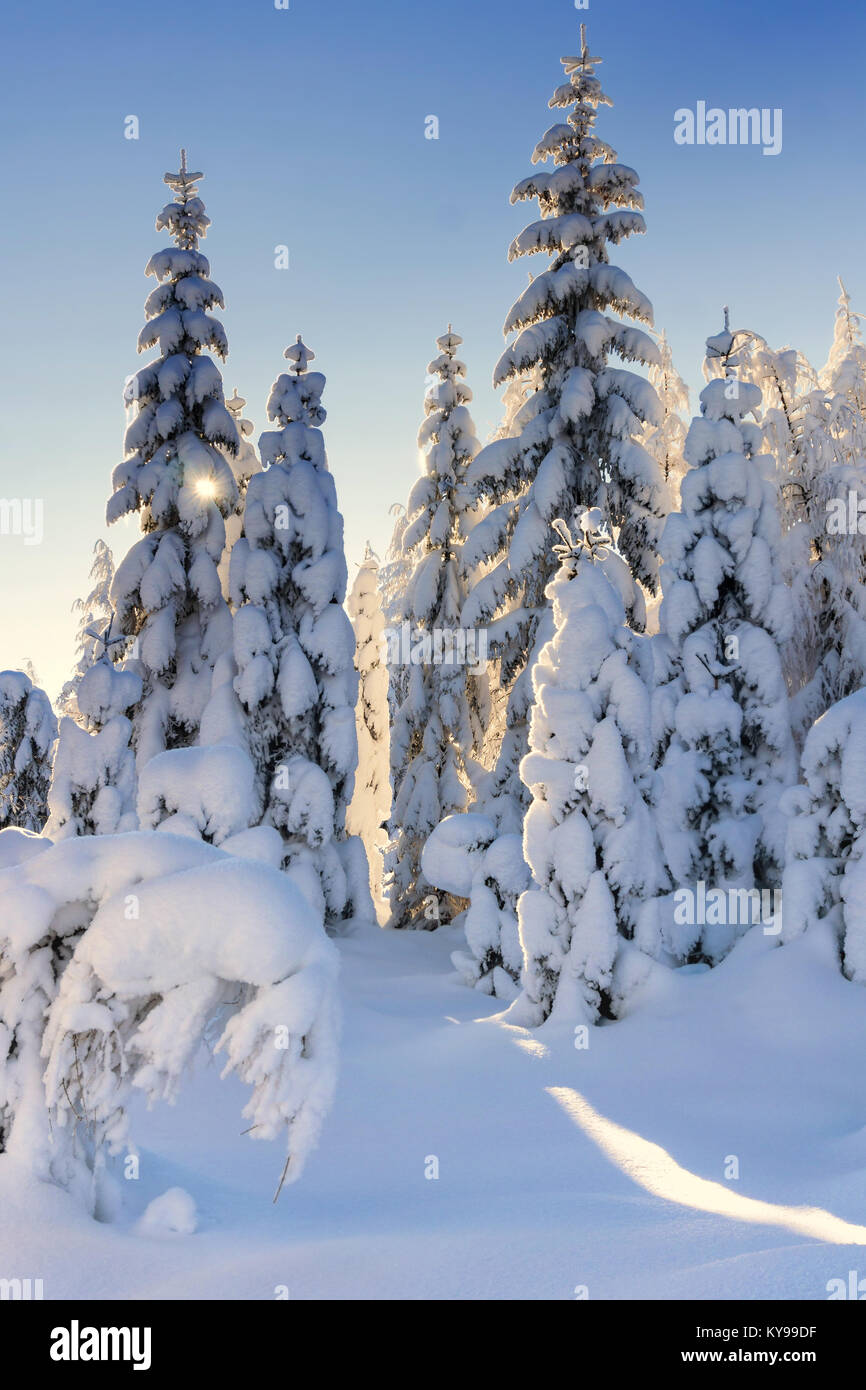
[138,745,259,845]
[422,813,497,899]
[0,826,52,869]
[138,1187,198,1236]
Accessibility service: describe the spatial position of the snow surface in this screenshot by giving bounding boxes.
[3,917,866,1299]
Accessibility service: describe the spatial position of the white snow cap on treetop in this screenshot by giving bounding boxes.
[705,325,736,364]
[226,388,254,437]
[163,148,203,194]
[561,24,602,78]
[436,326,463,353]
[285,335,315,375]
[551,508,611,573]
[704,307,761,382]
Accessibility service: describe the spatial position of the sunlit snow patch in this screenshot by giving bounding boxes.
[548,1086,866,1244]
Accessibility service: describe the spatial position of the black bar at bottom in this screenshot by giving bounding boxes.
[3,1297,861,1375]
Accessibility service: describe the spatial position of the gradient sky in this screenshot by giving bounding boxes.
[1,0,863,698]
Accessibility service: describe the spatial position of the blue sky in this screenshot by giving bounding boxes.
[1,0,863,697]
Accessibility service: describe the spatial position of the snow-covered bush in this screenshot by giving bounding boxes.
[422,812,529,998]
[510,511,667,1026]
[137,742,258,844]
[782,689,866,982]
[46,659,143,839]
[0,831,339,1211]
[0,671,58,833]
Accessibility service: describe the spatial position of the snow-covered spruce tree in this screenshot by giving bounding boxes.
[736,337,820,494]
[461,26,663,838]
[471,364,543,785]
[106,152,240,770]
[735,334,866,740]
[380,504,409,620]
[346,546,390,917]
[0,672,57,832]
[782,688,866,981]
[45,652,143,840]
[422,351,538,989]
[643,330,689,511]
[380,504,412,634]
[822,278,866,461]
[218,388,260,603]
[230,336,372,924]
[772,280,866,724]
[805,468,866,727]
[653,320,797,965]
[509,510,667,1027]
[0,831,339,1209]
[380,504,412,724]
[386,328,484,928]
[58,541,115,721]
